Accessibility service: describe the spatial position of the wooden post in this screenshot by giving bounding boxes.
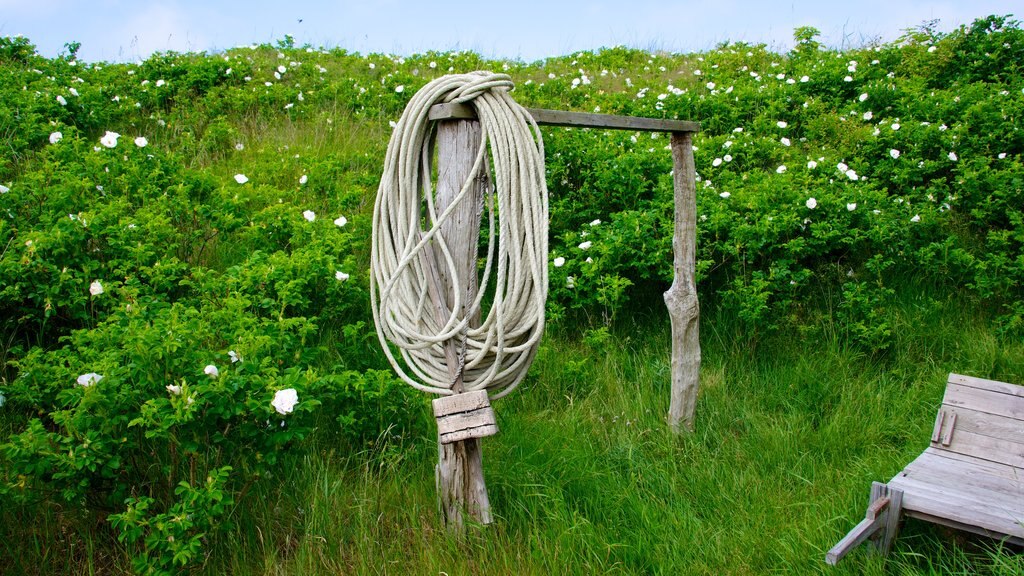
[434,119,492,528]
[666,131,701,433]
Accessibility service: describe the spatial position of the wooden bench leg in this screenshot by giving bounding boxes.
[868,482,903,556]
[826,482,904,565]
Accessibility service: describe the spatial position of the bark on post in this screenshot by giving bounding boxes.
[666,131,701,432]
[434,119,492,528]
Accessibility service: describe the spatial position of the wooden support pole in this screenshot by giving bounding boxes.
[666,131,701,433]
[434,119,492,529]
[825,482,904,565]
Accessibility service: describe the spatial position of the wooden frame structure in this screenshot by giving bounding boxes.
[827,373,1024,564]
[428,103,701,527]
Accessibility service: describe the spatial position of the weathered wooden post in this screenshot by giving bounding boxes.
[666,131,701,432]
[432,119,493,526]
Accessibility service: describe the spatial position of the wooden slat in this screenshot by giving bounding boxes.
[440,424,499,444]
[949,373,1024,398]
[432,389,491,417]
[942,383,1024,421]
[931,427,1024,469]
[428,102,701,133]
[436,406,497,436]
[899,454,1024,511]
[920,448,1024,481]
[887,475,1024,538]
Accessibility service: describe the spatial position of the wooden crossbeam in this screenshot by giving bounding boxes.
[429,102,700,133]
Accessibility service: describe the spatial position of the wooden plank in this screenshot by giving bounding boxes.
[886,475,1024,537]
[930,426,1024,469]
[665,131,701,433]
[433,389,491,417]
[941,411,957,447]
[899,454,1024,511]
[949,373,1024,398]
[826,501,888,565]
[440,424,500,444]
[934,406,1024,449]
[920,448,1024,481]
[931,410,946,444]
[436,406,498,436]
[942,383,1024,421]
[428,102,701,133]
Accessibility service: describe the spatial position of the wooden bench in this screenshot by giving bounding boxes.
[827,373,1024,565]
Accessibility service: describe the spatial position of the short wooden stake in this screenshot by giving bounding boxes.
[666,131,701,432]
[433,119,492,529]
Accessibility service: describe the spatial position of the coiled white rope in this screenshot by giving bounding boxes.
[370,72,548,400]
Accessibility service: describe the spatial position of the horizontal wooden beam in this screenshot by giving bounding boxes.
[429,102,700,133]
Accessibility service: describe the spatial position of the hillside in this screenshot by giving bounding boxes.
[1,16,1023,575]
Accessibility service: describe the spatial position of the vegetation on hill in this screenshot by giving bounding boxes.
[0,15,1022,574]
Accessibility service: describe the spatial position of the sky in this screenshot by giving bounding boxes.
[0,0,1019,62]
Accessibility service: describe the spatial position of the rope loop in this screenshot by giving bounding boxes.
[370,72,548,399]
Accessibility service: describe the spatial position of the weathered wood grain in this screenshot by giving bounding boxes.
[665,131,701,432]
[434,120,493,529]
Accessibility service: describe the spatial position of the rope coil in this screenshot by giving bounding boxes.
[370,72,548,400]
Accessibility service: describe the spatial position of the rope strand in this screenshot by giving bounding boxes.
[370,72,548,399]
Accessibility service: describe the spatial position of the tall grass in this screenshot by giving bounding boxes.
[183,285,1024,575]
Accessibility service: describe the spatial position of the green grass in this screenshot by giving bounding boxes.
[200,289,1021,574]
[4,286,1023,574]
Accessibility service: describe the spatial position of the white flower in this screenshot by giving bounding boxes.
[69,87,79,96]
[429,61,437,69]
[807,160,817,169]
[333,216,348,227]
[910,214,921,222]
[800,75,809,82]
[590,219,601,226]
[578,241,592,250]
[859,93,869,102]
[780,137,791,147]
[100,131,120,148]
[156,79,166,87]
[939,124,948,131]
[277,65,287,74]
[998,152,1007,159]
[706,81,716,90]
[777,121,788,128]
[204,364,219,378]
[837,162,849,173]
[719,191,731,198]
[166,384,182,395]
[712,158,722,167]
[0,184,8,194]
[134,136,147,147]
[77,373,103,387]
[776,165,787,174]
[57,95,67,106]
[553,256,566,267]
[299,174,308,185]
[847,203,857,211]
[846,169,858,180]
[724,154,732,162]
[862,111,873,121]
[948,151,958,161]
[302,210,315,222]
[272,388,299,415]
[843,76,853,82]
[928,46,937,53]
[235,142,244,151]
[335,270,350,282]
[806,197,818,209]
[566,276,575,289]
[89,280,104,296]
[890,149,900,159]
[891,123,900,131]
[395,85,404,93]
[234,174,248,184]
[49,131,63,144]
[229,350,242,363]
